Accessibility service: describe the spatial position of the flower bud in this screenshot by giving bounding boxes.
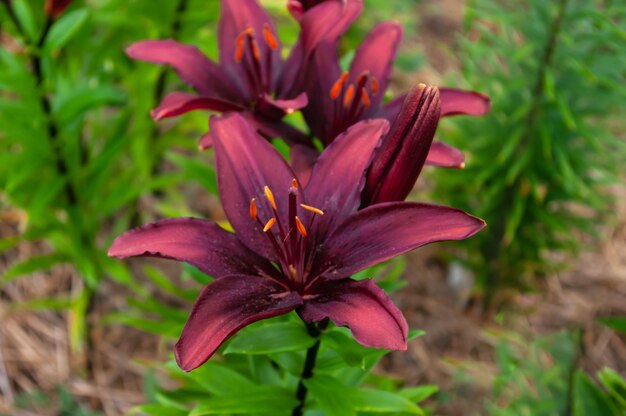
[362,84,441,206]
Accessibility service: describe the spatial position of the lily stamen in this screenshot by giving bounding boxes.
[300,204,324,215]
[263,24,278,49]
[249,198,258,220]
[264,186,277,210]
[343,84,355,108]
[295,216,307,237]
[263,217,276,232]
[330,71,349,100]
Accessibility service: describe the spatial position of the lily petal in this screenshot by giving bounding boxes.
[175,275,301,371]
[151,92,242,121]
[306,119,389,240]
[364,85,440,205]
[349,22,402,109]
[299,278,407,350]
[299,0,362,52]
[290,145,319,187]
[108,218,276,278]
[211,113,300,259]
[255,92,309,121]
[126,40,233,99]
[440,87,491,117]
[317,202,486,279]
[426,140,465,168]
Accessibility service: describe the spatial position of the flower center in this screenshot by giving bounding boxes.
[328,70,379,142]
[249,179,324,284]
[234,24,278,97]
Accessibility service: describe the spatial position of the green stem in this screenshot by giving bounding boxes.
[292,320,328,416]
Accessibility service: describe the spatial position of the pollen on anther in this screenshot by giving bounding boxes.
[249,198,257,220]
[292,178,298,188]
[343,84,355,108]
[263,218,276,232]
[264,186,277,210]
[300,204,324,215]
[295,216,307,237]
[330,71,349,100]
[263,24,278,49]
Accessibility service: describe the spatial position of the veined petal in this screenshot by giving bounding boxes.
[363,85,440,205]
[306,119,389,240]
[151,92,243,121]
[426,141,465,168]
[439,87,491,117]
[290,145,319,187]
[211,113,300,259]
[108,218,276,278]
[349,22,402,109]
[126,40,234,99]
[175,275,301,371]
[299,0,362,51]
[299,278,407,350]
[299,43,342,143]
[316,202,485,279]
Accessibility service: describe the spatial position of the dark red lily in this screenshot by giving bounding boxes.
[126,0,358,146]
[108,113,485,371]
[302,23,490,166]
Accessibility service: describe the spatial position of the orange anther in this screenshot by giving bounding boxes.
[234,35,245,63]
[300,204,324,215]
[264,186,277,210]
[343,84,355,108]
[263,24,278,49]
[361,89,371,108]
[249,198,258,220]
[251,39,261,61]
[371,77,379,95]
[292,178,298,188]
[295,216,307,237]
[263,217,276,232]
[330,71,349,100]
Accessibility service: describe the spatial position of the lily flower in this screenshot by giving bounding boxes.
[108,113,485,371]
[302,22,490,166]
[126,0,358,146]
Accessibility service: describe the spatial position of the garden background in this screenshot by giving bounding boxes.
[0,0,625,415]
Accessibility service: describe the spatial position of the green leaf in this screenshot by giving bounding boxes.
[44,9,90,51]
[598,316,626,334]
[189,386,298,415]
[2,252,70,286]
[352,388,424,414]
[400,385,439,402]
[224,321,316,355]
[187,362,255,395]
[11,0,37,41]
[304,375,356,416]
[597,368,626,408]
[574,370,620,416]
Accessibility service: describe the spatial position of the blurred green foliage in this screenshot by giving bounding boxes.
[435,0,626,293]
[486,330,626,415]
